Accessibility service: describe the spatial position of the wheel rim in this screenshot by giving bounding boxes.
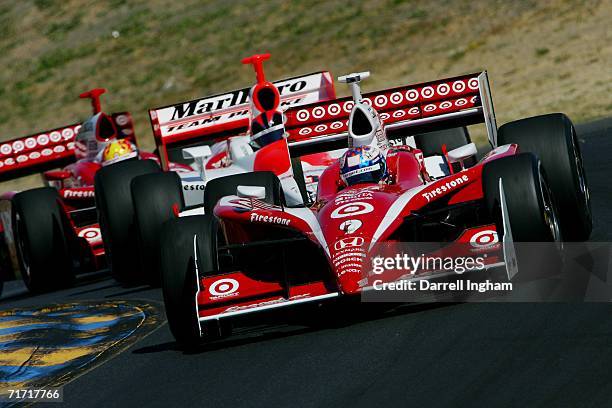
[539,167,561,242]
[571,129,591,216]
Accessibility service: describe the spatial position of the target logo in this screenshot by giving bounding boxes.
[421,86,435,99]
[78,227,102,243]
[408,107,420,115]
[437,84,450,96]
[53,145,66,153]
[470,230,499,248]
[390,92,403,104]
[343,101,355,113]
[392,110,406,118]
[470,96,478,104]
[25,138,37,149]
[374,95,387,107]
[12,141,24,152]
[16,155,28,163]
[452,81,466,93]
[29,151,41,159]
[50,131,62,143]
[315,124,328,133]
[468,78,479,90]
[328,103,341,115]
[380,113,390,120]
[331,202,374,219]
[405,89,419,101]
[455,98,468,107]
[209,278,239,297]
[312,106,326,119]
[37,134,49,145]
[440,101,452,110]
[330,121,344,130]
[424,104,437,112]
[297,109,310,121]
[299,127,312,135]
[0,144,11,155]
[62,128,74,139]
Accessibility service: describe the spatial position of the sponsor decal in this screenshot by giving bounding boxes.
[209,278,239,298]
[334,236,365,251]
[183,183,205,191]
[250,213,290,226]
[331,201,374,219]
[64,189,95,199]
[470,229,499,248]
[223,294,311,313]
[339,219,362,234]
[421,174,469,202]
[78,227,101,243]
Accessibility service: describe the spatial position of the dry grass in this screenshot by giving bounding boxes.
[0,0,610,190]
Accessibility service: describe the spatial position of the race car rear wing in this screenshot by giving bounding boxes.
[285,71,497,156]
[0,112,137,181]
[148,71,336,170]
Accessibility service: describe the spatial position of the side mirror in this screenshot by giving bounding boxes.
[447,143,477,170]
[182,145,213,180]
[182,145,213,161]
[447,143,477,163]
[237,185,266,200]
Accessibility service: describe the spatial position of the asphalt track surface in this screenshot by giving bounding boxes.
[2,118,612,407]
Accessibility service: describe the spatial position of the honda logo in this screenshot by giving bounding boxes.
[334,236,364,250]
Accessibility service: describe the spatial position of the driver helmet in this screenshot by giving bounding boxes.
[100,139,138,166]
[248,86,286,149]
[340,145,387,186]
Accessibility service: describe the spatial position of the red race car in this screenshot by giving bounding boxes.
[159,69,590,347]
[0,89,157,292]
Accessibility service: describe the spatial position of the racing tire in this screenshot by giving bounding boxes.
[497,113,591,241]
[132,171,184,286]
[12,187,73,292]
[160,214,231,348]
[414,127,471,156]
[203,171,283,213]
[94,159,160,284]
[482,153,562,281]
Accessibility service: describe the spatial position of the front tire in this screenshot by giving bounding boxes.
[483,153,562,280]
[12,187,72,292]
[161,214,229,348]
[132,171,184,286]
[498,113,591,240]
[94,159,160,284]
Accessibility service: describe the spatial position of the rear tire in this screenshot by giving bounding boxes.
[498,113,591,240]
[132,171,184,286]
[203,171,282,213]
[12,187,72,292]
[94,159,160,284]
[161,214,230,348]
[414,127,471,156]
[483,153,562,280]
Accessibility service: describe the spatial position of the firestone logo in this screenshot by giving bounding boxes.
[421,174,469,202]
[64,189,95,199]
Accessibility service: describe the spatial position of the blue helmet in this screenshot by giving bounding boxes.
[340,145,387,186]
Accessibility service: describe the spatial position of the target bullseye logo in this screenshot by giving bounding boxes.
[331,201,374,219]
[209,278,239,297]
[470,230,499,248]
[78,227,101,243]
